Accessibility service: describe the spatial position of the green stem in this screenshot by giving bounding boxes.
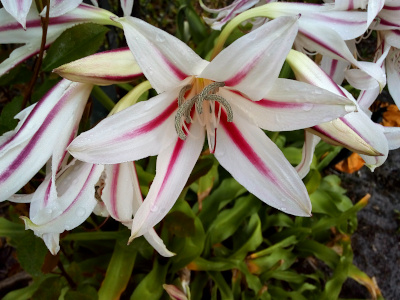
[92,86,115,111]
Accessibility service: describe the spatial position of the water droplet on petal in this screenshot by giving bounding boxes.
[156,33,165,42]
[45,208,53,214]
[150,205,158,212]
[302,103,314,112]
[76,207,86,217]
[280,207,287,212]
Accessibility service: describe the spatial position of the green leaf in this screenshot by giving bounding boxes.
[0,96,23,135]
[42,23,109,71]
[0,218,47,277]
[164,211,196,238]
[65,285,98,300]
[186,156,214,188]
[195,178,247,230]
[208,271,233,300]
[168,199,206,272]
[303,169,321,195]
[130,259,168,300]
[98,238,138,300]
[229,214,263,260]
[206,195,261,246]
[2,276,50,300]
[31,276,65,300]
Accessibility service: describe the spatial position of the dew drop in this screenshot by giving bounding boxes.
[280,207,287,212]
[65,225,71,230]
[76,207,86,217]
[150,205,158,212]
[156,33,166,42]
[302,103,313,112]
[322,116,332,123]
[45,208,53,214]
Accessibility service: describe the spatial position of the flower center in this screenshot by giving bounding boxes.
[175,79,233,143]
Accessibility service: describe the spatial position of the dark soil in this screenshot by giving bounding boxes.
[338,149,400,300]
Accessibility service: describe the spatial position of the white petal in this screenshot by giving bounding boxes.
[359,122,394,171]
[367,0,385,27]
[356,87,379,114]
[1,0,32,29]
[103,162,175,257]
[382,30,400,49]
[129,121,205,239]
[387,49,400,107]
[42,233,60,255]
[41,0,83,18]
[383,126,400,150]
[0,80,91,202]
[143,231,175,257]
[102,163,135,223]
[310,111,387,156]
[24,161,104,234]
[115,17,208,93]
[200,16,298,100]
[69,86,183,164]
[200,0,260,30]
[221,79,355,131]
[0,4,116,76]
[214,108,311,216]
[267,2,368,39]
[296,131,320,179]
[296,23,386,89]
[121,0,134,16]
[320,56,349,85]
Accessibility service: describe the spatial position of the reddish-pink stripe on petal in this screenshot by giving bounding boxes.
[0,79,63,153]
[43,180,53,207]
[225,53,262,87]
[340,117,370,143]
[218,109,277,184]
[57,165,98,217]
[383,5,400,10]
[0,89,73,184]
[329,59,338,78]
[110,164,120,219]
[161,55,187,80]
[115,100,177,141]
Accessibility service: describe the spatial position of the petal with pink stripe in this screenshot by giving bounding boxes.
[22,161,104,253]
[0,80,92,202]
[121,0,134,16]
[54,48,143,85]
[69,85,183,164]
[115,17,208,93]
[221,79,355,131]
[102,162,174,256]
[40,0,83,18]
[129,120,205,240]
[1,0,31,29]
[214,108,311,216]
[200,16,298,101]
[295,131,320,179]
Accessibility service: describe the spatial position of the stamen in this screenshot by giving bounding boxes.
[178,84,192,107]
[175,80,232,140]
[195,82,225,114]
[202,94,233,122]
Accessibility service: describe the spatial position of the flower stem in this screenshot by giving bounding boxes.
[92,86,115,111]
